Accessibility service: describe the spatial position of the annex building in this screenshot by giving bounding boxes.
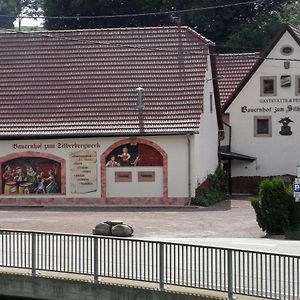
[0,26,222,205]
[218,23,300,193]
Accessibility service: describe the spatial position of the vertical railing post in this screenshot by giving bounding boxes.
[159,242,165,291]
[31,232,36,277]
[94,237,99,283]
[227,249,234,300]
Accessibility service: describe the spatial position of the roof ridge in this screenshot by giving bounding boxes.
[216,52,260,56]
[286,22,300,31]
[0,25,202,35]
[183,26,214,45]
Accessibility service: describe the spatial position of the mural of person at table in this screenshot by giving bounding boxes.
[2,165,14,193]
[44,169,59,194]
[1,157,62,195]
[35,172,46,194]
[118,147,131,166]
[2,165,13,182]
[14,167,26,186]
[106,156,120,167]
[26,166,37,184]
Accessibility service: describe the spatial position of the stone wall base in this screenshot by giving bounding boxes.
[0,273,219,300]
[231,174,295,194]
[0,197,189,206]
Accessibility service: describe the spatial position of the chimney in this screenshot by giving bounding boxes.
[136,87,144,109]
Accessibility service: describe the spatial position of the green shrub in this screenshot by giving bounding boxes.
[192,166,227,207]
[251,178,291,235]
[285,194,300,239]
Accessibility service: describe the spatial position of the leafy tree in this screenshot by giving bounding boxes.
[0,1,15,28]
[0,0,41,29]
[42,0,294,50]
[221,15,282,52]
[277,1,300,28]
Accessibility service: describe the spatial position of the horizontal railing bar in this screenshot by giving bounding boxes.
[0,229,299,300]
[0,229,299,259]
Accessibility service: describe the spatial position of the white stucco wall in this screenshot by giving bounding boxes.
[226,31,300,177]
[190,54,219,196]
[0,135,189,198]
[106,167,163,197]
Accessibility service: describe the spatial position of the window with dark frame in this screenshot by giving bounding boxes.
[260,76,277,96]
[254,116,272,137]
[257,119,269,134]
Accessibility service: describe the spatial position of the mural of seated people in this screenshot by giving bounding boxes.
[1,157,61,195]
[105,143,163,167]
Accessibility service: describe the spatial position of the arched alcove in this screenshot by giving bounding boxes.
[100,138,168,200]
[0,151,66,195]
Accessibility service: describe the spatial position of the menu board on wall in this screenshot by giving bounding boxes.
[70,150,97,194]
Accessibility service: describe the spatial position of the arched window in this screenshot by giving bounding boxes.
[105,143,163,167]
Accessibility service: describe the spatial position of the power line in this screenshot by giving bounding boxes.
[1,25,300,63]
[0,1,257,20]
[0,25,265,52]
[30,30,300,63]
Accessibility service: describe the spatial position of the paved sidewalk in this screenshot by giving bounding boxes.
[0,200,263,238]
[153,237,300,256]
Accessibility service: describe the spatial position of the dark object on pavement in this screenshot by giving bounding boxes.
[111,224,134,237]
[93,222,111,236]
[93,221,133,237]
[104,220,123,226]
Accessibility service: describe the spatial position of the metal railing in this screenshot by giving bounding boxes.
[0,229,299,300]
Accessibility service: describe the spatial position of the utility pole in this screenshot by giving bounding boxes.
[18,16,22,31]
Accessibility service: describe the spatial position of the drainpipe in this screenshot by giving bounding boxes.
[222,121,232,194]
[187,134,192,204]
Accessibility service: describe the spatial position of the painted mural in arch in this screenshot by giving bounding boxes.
[105,143,163,167]
[1,157,62,195]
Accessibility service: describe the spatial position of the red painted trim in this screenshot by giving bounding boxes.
[0,197,188,206]
[100,138,168,202]
[0,151,66,195]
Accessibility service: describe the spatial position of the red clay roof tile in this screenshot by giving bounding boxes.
[215,53,260,108]
[0,26,211,138]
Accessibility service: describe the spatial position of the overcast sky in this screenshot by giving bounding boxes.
[14,17,44,27]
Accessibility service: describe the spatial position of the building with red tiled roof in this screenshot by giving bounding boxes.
[218,23,300,193]
[0,26,222,206]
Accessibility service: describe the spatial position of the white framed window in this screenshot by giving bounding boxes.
[254,116,272,137]
[260,76,277,96]
[296,76,300,96]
